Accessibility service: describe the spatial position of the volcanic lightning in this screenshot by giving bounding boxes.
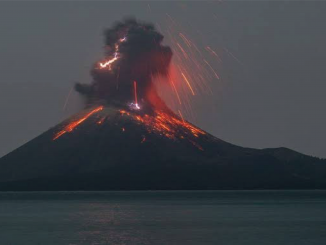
[98,37,127,70]
[99,55,118,70]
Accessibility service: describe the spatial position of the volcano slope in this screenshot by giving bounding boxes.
[0,104,325,191]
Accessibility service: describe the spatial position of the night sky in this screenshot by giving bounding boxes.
[1,1,326,158]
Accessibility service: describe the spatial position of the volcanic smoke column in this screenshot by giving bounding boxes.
[75,19,173,112]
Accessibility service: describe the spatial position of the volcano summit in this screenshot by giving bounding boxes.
[0,19,325,190]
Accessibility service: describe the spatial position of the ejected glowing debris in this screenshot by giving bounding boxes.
[97,117,106,125]
[134,81,138,106]
[181,72,195,95]
[141,135,146,143]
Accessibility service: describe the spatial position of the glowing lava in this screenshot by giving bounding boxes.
[119,109,206,142]
[53,106,103,140]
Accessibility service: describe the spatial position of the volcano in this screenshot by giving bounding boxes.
[1,19,326,190]
[0,103,326,191]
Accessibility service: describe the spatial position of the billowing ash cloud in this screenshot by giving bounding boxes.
[75,18,173,111]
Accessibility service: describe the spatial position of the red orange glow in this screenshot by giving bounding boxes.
[141,135,146,143]
[119,109,206,142]
[134,81,138,106]
[153,17,223,123]
[97,117,106,125]
[53,106,103,140]
[181,72,195,95]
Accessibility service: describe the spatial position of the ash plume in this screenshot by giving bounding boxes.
[75,18,172,111]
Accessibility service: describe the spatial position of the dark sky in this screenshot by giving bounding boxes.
[1,1,326,158]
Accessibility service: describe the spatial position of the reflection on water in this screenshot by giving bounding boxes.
[0,191,326,245]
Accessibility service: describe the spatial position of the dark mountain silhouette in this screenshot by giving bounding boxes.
[0,104,325,191]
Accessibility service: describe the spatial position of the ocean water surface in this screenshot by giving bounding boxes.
[0,190,325,245]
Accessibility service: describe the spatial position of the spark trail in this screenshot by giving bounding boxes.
[134,81,138,106]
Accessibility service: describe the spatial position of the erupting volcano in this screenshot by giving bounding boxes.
[53,19,207,148]
[0,19,326,191]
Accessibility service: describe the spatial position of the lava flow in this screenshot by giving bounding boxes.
[53,106,103,140]
[119,109,206,141]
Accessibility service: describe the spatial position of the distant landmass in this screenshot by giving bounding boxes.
[0,104,325,191]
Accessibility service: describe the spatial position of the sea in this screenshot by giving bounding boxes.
[0,191,325,245]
